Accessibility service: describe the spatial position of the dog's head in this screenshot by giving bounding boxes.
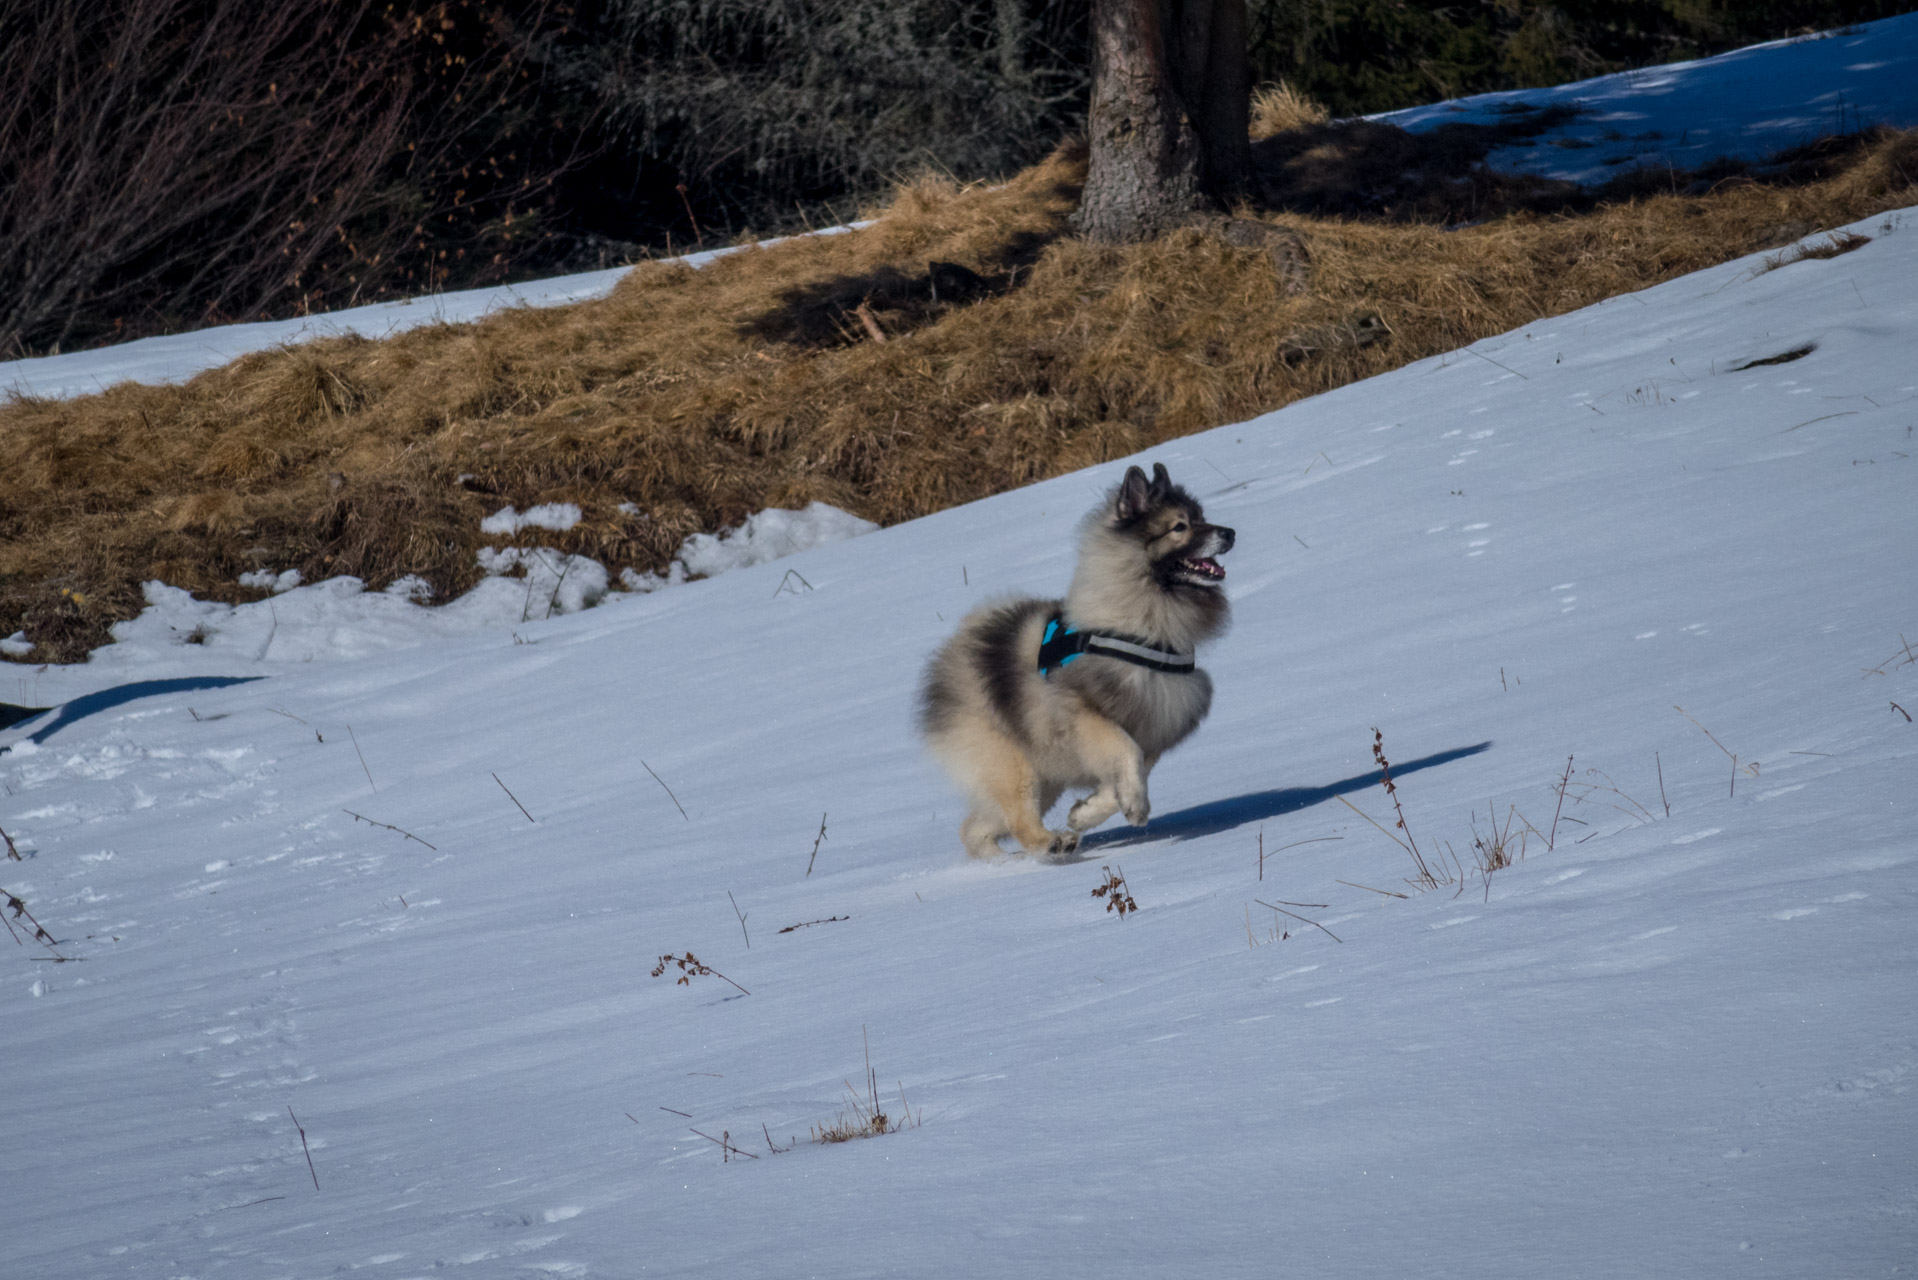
[1110,463,1235,592]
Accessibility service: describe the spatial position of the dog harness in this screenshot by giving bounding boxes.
[1037,613,1195,676]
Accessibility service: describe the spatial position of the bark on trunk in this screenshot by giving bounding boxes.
[1075,0,1252,244]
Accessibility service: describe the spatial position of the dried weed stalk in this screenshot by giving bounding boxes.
[651,952,749,996]
[1675,705,1759,797]
[812,1028,918,1145]
[1091,864,1138,918]
[1861,633,1918,677]
[3,885,65,958]
[1252,897,1342,944]
[689,1127,759,1162]
[1470,804,1533,874]
[1353,727,1453,890]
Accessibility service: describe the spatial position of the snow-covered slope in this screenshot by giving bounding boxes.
[4,194,1914,1277]
[1380,10,1918,183]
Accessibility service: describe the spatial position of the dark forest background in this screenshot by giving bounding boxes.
[4,0,1912,357]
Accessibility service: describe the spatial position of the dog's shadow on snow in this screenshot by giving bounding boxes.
[0,676,264,751]
[1061,741,1493,857]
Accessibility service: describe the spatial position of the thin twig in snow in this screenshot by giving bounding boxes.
[1336,879,1408,899]
[641,760,689,820]
[492,772,536,823]
[777,915,849,933]
[3,884,64,957]
[287,1107,319,1190]
[346,724,375,793]
[690,1127,758,1160]
[1255,899,1343,943]
[343,810,437,850]
[1547,755,1574,851]
[1463,346,1529,379]
[805,812,828,875]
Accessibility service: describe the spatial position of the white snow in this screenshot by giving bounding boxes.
[1379,10,1918,185]
[23,502,881,678]
[3,25,1915,1280]
[674,502,882,581]
[480,503,584,536]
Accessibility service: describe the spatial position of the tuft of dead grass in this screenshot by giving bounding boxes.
[4,129,1917,661]
[1249,82,1331,139]
[811,1028,919,1145]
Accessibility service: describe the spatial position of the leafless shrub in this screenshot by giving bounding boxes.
[0,0,572,357]
[0,0,409,355]
[578,0,1090,233]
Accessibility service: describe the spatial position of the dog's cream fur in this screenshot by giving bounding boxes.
[917,464,1233,857]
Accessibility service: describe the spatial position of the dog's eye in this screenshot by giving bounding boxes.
[1172,522,1188,533]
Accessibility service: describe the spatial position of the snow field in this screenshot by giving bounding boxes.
[1,203,1912,1277]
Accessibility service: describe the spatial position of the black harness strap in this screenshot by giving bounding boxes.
[1037,612,1195,676]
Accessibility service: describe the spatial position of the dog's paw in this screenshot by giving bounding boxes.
[1122,799,1150,827]
[1046,830,1081,857]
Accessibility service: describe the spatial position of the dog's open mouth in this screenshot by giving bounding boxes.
[1178,556,1226,583]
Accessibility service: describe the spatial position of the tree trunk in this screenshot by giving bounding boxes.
[1075,0,1252,244]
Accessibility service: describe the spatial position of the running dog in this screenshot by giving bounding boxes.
[917,463,1233,857]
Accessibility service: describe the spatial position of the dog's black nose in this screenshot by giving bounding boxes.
[1213,525,1236,554]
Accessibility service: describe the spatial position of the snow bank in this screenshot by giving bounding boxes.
[50,501,878,677]
[1378,11,1918,184]
[675,502,881,580]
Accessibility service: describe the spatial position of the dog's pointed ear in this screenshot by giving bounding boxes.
[1149,462,1171,497]
[1116,466,1151,520]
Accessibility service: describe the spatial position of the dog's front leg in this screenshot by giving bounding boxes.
[1066,712,1149,830]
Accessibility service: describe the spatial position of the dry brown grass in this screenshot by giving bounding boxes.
[1250,82,1331,139]
[4,129,1917,661]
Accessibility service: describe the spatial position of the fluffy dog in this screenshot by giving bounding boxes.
[917,463,1233,857]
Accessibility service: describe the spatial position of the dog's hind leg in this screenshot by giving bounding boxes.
[974,748,1078,856]
[937,723,1075,857]
[1064,713,1149,831]
[959,810,1009,859]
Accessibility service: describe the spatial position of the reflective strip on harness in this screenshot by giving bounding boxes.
[1037,613,1194,676]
